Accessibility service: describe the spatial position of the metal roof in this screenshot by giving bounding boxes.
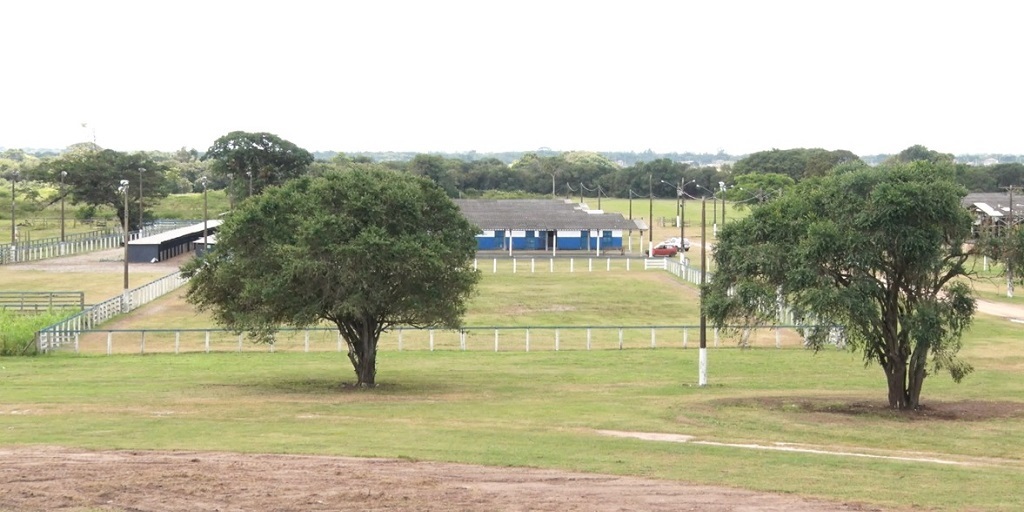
[128,220,223,246]
[455,199,644,231]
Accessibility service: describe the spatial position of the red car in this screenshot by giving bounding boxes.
[645,244,679,257]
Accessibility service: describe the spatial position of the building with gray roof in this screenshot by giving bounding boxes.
[454,199,644,255]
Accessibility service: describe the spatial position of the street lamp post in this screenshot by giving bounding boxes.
[679,178,686,243]
[60,171,68,243]
[9,170,18,249]
[138,167,146,233]
[118,179,130,313]
[648,174,653,248]
[200,176,208,254]
[699,197,708,387]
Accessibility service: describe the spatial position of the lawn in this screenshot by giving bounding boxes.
[3,260,1024,510]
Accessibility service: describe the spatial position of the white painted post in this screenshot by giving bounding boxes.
[238,334,243,352]
[714,327,719,347]
[74,333,80,354]
[398,328,404,351]
[140,330,146,354]
[304,330,310,353]
[513,258,517,274]
[570,258,575,273]
[531,258,535,273]
[699,348,708,387]
[525,328,530,352]
[588,258,593,272]
[550,258,554,273]
[205,331,210,353]
[174,331,180,354]
[606,258,611,271]
[683,328,688,348]
[429,329,435,351]
[106,332,112,355]
[775,327,781,349]
[337,333,343,352]
[618,328,623,350]
[626,258,631,271]
[493,258,497,273]
[473,258,478,271]
[586,328,592,350]
[494,329,499,352]
[460,330,466,351]
[555,329,560,351]
[651,328,656,348]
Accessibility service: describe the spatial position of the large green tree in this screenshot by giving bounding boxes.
[202,131,313,201]
[41,149,168,231]
[181,166,481,386]
[705,161,976,410]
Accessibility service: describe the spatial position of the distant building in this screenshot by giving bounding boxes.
[455,199,644,255]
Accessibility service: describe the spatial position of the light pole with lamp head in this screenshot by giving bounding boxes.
[118,179,130,312]
[60,171,68,243]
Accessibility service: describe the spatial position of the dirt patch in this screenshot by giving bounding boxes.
[0,446,880,512]
[717,396,1024,421]
[5,248,191,274]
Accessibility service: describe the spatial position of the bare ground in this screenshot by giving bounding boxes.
[0,446,880,512]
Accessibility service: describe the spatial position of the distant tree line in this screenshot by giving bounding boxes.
[4,136,1024,234]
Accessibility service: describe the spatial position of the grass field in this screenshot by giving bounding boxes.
[5,265,1024,510]
[3,196,1024,510]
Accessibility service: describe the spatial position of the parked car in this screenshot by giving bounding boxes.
[661,237,691,252]
[645,243,679,257]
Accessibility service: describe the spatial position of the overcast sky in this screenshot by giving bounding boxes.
[2,1,1021,156]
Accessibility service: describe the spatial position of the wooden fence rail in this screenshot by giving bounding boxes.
[0,291,84,312]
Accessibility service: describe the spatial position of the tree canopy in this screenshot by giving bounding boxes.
[202,131,313,201]
[705,161,977,410]
[40,149,169,231]
[181,166,481,386]
[731,148,861,182]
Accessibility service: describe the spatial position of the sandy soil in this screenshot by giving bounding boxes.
[0,446,879,512]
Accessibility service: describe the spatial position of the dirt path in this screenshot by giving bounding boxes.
[0,446,878,512]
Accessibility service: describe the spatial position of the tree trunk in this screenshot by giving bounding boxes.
[356,336,377,387]
[884,362,908,410]
[343,330,378,387]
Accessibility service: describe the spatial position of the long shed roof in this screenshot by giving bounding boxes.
[455,199,643,231]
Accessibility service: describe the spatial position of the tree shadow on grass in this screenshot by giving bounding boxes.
[715,396,1024,421]
[245,378,447,396]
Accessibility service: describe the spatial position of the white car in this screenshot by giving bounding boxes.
[662,237,691,252]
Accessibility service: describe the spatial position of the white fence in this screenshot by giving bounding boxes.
[2,221,197,265]
[36,271,190,352]
[36,255,824,354]
[471,256,702,283]
[48,324,823,356]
